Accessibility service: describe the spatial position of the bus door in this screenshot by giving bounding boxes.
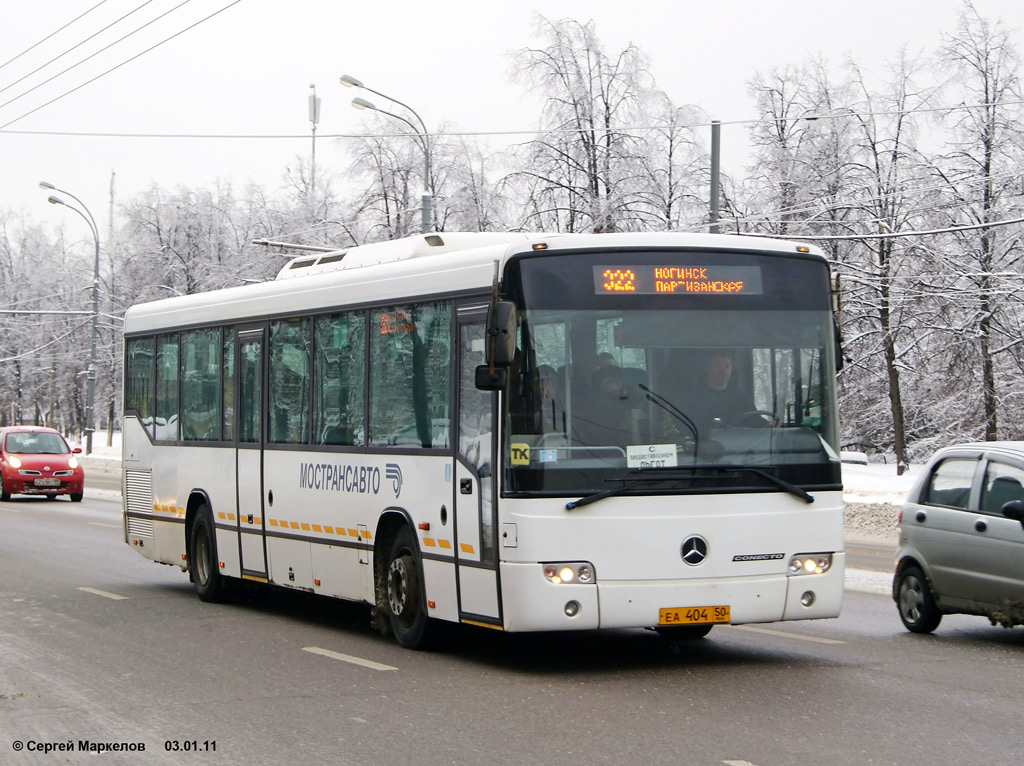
[454,309,501,623]
[236,327,268,581]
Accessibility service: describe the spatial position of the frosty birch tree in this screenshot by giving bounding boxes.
[507,16,655,233]
[927,1,1024,440]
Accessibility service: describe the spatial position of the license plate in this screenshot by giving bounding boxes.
[659,605,730,626]
[34,478,61,487]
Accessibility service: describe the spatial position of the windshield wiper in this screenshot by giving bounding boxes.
[639,384,698,456]
[565,476,666,510]
[565,464,814,510]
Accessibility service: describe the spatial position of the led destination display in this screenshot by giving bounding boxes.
[594,264,763,295]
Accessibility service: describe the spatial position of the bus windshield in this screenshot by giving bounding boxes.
[502,249,841,496]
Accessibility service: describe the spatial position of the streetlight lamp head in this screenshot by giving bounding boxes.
[39,181,56,190]
[339,74,363,88]
[351,97,376,111]
[47,195,64,206]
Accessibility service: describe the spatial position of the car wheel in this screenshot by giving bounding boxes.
[384,525,432,649]
[896,565,942,633]
[189,505,226,603]
[0,475,9,502]
[70,493,83,502]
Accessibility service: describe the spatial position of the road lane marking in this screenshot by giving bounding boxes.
[723,761,760,766]
[725,624,845,644]
[88,522,121,529]
[302,646,397,671]
[77,587,129,601]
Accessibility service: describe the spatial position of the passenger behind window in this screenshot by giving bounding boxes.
[573,365,634,448]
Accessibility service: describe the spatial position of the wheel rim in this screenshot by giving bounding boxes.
[195,525,211,586]
[387,556,410,617]
[899,574,925,624]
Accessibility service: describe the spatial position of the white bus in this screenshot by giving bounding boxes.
[122,231,844,648]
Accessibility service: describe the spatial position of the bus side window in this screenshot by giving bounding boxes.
[314,312,366,446]
[370,302,451,448]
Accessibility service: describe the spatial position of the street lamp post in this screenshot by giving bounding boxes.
[340,74,432,234]
[39,181,100,454]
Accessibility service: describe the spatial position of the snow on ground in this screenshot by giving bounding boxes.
[842,462,920,506]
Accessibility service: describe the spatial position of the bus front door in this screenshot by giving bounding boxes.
[236,329,268,582]
[454,311,501,625]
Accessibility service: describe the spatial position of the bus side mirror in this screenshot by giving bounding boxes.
[488,301,517,367]
[476,365,508,391]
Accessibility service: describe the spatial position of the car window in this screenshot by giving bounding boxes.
[980,460,1024,516]
[920,457,976,509]
[4,432,71,455]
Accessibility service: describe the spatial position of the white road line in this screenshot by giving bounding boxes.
[725,624,845,644]
[77,587,129,601]
[88,522,121,528]
[302,646,397,671]
[723,761,760,766]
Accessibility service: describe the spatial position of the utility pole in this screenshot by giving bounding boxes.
[309,84,320,195]
[709,120,721,234]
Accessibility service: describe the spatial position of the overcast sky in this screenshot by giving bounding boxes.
[1,0,1021,230]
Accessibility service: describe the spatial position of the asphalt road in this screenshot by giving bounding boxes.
[2,491,1021,766]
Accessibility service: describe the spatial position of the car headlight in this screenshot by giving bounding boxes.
[68,456,79,469]
[8,456,21,469]
[542,562,596,584]
[788,553,833,575]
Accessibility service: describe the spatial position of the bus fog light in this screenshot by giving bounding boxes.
[543,562,597,584]
[801,591,816,607]
[564,600,581,617]
[789,553,833,576]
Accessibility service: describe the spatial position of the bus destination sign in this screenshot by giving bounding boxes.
[594,265,763,295]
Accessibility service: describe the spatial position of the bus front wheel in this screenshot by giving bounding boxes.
[384,526,432,649]
[190,505,226,603]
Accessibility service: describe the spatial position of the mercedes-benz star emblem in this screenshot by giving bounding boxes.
[681,535,708,566]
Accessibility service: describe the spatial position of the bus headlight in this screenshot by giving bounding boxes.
[788,553,833,575]
[543,562,596,584]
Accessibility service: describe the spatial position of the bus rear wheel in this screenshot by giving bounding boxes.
[190,505,226,603]
[384,526,432,649]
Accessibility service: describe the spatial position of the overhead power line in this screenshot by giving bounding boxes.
[0,0,243,131]
[2,99,1022,140]
[0,0,109,74]
[759,216,1024,242]
[0,0,162,100]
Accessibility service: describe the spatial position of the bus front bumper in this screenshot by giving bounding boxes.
[498,554,845,633]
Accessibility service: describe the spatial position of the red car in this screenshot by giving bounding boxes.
[0,426,85,502]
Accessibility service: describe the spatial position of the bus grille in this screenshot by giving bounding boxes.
[124,469,154,537]
[127,516,154,537]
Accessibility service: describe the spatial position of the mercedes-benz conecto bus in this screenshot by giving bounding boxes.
[121,231,844,648]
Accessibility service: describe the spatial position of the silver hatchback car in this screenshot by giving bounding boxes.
[894,442,1024,633]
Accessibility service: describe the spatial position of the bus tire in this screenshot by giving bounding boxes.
[190,505,226,603]
[384,525,432,649]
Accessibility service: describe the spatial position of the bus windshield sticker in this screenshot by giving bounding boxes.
[626,444,679,469]
[510,443,530,465]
